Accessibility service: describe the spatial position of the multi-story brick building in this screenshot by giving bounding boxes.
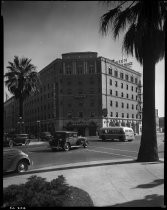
[4,52,143,136]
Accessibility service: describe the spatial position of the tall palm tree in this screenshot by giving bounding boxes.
[100,1,165,161]
[4,56,41,122]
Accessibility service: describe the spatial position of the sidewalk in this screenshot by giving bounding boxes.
[3,158,164,207]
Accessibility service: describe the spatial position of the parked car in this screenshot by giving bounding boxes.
[4,134,31,148]
[49,131,88,151]
[3,148,32,173]
[40,132,53,141]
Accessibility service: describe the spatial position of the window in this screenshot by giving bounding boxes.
[125,74,129,81]
[131,76,134,83]
[88,65,95,74]
[66,65,72,75]
[127,93,129,99]
[120,72,124,79]
[132,114,134,118]
[127,103,129,109]
[136,114,138,119]
[110,89,112,95]
[110,79,112,85]
[48,93,50,98]
[68,89,72,95]
[116,101,118,107]
[135,78,138,84]
[121,83,123,88]
[110,100,112,106]
[136,87,138,92]
[127,113,129,118]
[132,94,134,100]
[115,81,118,87]
[78,89,83,94]
[126,84,128,90]
[90,112,95,117]
[115,91,118,96]
[114,70,118,78]
[48,84,50,89]
[110,112,113,117]
[77,65,84,74]
[109,68,112,75]
[131,86,133,91]
[122,113,124,118]
[136,95,138,100]
[121,92,124,97]
[116,112,118,117]
[132,104,134,109]
[67,112,72,119]
[79,112,83,118]
[122,102,124,108]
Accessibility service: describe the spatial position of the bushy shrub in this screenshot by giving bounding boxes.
[3,175,94,207]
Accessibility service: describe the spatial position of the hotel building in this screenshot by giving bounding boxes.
[4,52,143,136]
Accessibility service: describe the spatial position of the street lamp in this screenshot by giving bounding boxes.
[37,120,40,141]
[18,117,24,133]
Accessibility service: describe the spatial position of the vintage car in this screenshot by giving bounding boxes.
[3,148,32,173]
[49,131,88,151]
[5,134,31,148]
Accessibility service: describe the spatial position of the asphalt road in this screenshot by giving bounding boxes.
[17,134,164,171]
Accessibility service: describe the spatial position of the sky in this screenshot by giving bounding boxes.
[2,1,165,117]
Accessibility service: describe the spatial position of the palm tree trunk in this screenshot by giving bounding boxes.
[137,52,159,162]
[19,96,23,119]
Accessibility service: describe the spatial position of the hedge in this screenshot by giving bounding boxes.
[3,175,94,207]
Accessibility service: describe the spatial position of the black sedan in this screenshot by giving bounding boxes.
[49,131,88,151]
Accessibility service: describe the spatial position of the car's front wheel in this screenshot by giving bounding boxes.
[83,141,88,148]
[63,142,70,151]
[16,160,29,173]
[9,140,14,148]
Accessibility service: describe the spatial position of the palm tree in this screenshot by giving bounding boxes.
[4,56,41,123]
[100,1,165,161]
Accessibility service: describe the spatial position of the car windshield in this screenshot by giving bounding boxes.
[54,132,66,138]
[42,132,51,136]
[16,134,28,137]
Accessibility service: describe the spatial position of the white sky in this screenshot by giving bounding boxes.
[2,1,165,117]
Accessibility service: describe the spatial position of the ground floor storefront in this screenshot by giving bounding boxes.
[5,117,142,137]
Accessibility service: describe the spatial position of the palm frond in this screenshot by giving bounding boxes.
[100,7,121,35]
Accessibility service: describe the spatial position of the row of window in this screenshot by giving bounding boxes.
[110,101,141,110]
[109,90,139,100]
[67,112,141,119]
[40,83,54,93]
[67,112,95,118]
[110,79,138,92]
[26,113,55,121]
[108,68,139,84]
[25,93,54,106]
[65,65,95,75]
[110,112,141,119]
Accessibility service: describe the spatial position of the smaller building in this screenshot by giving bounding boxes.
[159,117,164,132]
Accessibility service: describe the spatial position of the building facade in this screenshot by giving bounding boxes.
[4,52,143,136]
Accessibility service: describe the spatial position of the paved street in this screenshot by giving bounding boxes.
[3,134,164,175]
[3,134,164,207]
